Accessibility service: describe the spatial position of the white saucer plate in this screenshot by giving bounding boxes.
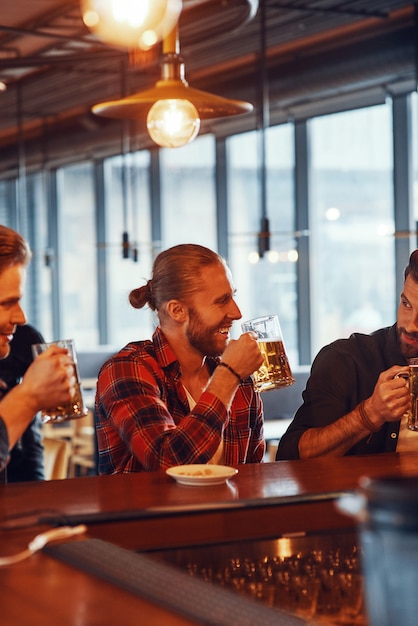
[166,464,238,486]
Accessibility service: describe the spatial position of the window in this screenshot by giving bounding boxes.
[0,174,53,338]
[0,179,13,226]
[104,151,154,347]
[56,162,98,348]
[24,173,53,337]
[411,92,418,224]
[160,134,217,250]
[227,125,298,365]
[5,95,413,365]
[310,104,395,357]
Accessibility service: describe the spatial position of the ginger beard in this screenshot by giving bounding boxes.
[186,307,231,358]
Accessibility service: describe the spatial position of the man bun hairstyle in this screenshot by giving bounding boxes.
[129,244,225,316]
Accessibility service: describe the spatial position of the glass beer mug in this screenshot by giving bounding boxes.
[31,338,88,423]
[241,314,295,392]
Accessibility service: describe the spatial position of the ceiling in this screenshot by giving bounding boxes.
[0,0,416,174]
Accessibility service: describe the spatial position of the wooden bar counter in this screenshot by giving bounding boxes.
[1,452,418,625]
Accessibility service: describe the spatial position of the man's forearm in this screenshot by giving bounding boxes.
[0,386,39,451]
[298,406,373,458]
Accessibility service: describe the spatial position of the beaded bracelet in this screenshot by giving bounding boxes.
[358,400,380,433]
[218,361,243,383]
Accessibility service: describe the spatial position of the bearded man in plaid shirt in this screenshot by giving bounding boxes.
[95,244,266,473]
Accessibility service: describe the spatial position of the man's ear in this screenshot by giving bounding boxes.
[166,299,188,323]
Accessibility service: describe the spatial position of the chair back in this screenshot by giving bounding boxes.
[43,437,71,480]
[68,409,97,477]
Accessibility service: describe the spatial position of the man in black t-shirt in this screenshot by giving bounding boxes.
[0,324,46,482]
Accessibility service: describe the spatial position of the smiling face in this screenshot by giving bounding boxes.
[0,264,27,359]
[184,262,242,357]
[397,274,418,359]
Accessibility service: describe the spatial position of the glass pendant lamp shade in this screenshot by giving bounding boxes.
[81,0,182,50]
[147,99,200,148]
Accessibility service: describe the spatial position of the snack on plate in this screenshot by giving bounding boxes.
[178,467,213,477]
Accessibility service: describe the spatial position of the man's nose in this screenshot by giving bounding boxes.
[12,304,26,326]
[229,299,242,320]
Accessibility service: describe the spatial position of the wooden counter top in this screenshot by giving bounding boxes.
[1,453,418,625]
[2,452,418,550]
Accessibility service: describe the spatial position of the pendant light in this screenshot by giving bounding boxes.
[81,0,182,51]
[257,0,270,258]
[92,24,253,148]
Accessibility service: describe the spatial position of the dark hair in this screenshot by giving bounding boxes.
[404,250,418,283]
[129,244,226,317]
[0,225,31,275]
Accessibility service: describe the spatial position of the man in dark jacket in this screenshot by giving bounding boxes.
[277,250,418,460]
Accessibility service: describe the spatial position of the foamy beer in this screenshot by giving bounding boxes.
[408,358,418,431]
[241,315,295,392]
[31,338,88,423]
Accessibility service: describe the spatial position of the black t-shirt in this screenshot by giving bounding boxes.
[0,324,45,482]
[0,416,9,477]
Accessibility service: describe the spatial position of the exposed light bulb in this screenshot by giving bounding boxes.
[266,250,280,263]
[81,0,182,50]
[325,207,341,221]
[248,251,260,264]
[147,99,200,148]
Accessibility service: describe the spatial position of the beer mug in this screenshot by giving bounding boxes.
[407,357,418,431]
[31,338,88,423]
[241,315,295,392]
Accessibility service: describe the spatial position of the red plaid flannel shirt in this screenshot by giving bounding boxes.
[95,326,265,473]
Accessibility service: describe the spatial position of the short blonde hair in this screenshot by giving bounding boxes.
[0,225,31,275]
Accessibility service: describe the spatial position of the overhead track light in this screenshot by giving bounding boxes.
[92,24,253,148]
